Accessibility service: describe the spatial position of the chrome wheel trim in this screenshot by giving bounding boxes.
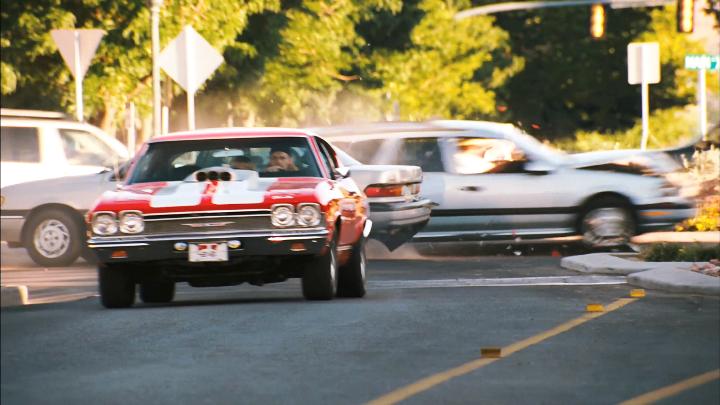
[330,247,338,291]
[360,249,367,286]
[582,207,632,247]
[33,219,71,258]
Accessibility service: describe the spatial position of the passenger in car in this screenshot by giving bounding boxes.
[230,155,256,171]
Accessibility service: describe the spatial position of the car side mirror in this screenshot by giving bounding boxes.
[524,161,554,174]
[334,167,350,179]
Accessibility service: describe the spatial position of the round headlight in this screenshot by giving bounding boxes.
[119,212,144,234]
[271,205,295,227]
[297,204,321,227]
[92,213,118,235]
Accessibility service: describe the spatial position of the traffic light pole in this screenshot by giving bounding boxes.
[698,69,706,140]
[455,0,674,19]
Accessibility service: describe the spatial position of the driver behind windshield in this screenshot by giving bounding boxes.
[266,146,299,173]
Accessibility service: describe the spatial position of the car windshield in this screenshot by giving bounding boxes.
[127,137,322,184]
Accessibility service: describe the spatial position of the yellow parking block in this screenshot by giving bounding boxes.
[630,289,646,298]
[480,347,502,358]
[586,303,605,312]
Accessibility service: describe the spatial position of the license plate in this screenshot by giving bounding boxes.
[188,242,228,262]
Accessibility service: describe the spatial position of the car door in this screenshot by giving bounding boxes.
[314,137,365,247]
[428,136,577,240]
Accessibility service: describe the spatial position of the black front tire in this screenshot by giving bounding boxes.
[23,208,82,267]
[139,281,175,303]
[337,239,367,298]
[98,264,136,308]
[301,242,338,300]
[579,196,635,248]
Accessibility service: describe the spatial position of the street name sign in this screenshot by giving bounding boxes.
[685,54,719,71]
[159,25,224,130]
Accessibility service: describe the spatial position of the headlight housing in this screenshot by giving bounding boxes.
[296,203,321,227]
[271,204,295,227]
[92,212,118,235]
[119,211,144,234]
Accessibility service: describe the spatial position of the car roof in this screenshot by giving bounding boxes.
[150,127,315,143]
[0,108,71,120]
[310,120,517,140]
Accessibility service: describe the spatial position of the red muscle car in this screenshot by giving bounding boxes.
[87,128,430,308]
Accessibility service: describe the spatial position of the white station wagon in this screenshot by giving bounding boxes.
[315,120,696,248]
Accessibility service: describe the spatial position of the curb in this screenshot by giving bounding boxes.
[560,253,720,296]
[1,285,29,307]
[628,268,720,296]
[560,253,655,275]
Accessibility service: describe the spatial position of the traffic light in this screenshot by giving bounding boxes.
[676,0,694,33]
[590,4,606,39]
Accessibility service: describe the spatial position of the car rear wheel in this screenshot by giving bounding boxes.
[139,281,175,303]
[301,241,338,300]
[337,239,366,298]
[24,209,82,267]
[580,197,635,248]
[99,264,136,308]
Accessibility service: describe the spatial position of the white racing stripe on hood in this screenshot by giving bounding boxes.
[212,180,271,205]
[150,182,205,208]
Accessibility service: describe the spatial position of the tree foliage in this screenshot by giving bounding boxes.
[490,4,704,139]
[0,0,708,141]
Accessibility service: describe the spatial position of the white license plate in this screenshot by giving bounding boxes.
[188,242,228,262]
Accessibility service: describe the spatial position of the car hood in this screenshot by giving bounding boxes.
[565,150,682,175]
[92,174,329,215]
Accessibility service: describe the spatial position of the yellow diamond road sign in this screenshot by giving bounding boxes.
[159,25,224,94]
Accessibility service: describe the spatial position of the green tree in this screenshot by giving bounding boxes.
[487,4,704,139]
[365,0,522,121]
[1,0,279,135]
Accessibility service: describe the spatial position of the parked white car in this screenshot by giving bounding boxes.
[0,109,129,188]
[314,120,696,248]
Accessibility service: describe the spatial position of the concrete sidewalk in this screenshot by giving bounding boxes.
[561,253,720,296]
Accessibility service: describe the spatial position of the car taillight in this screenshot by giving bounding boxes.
[364,183,420,198]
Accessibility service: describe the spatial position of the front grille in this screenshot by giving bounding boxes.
[144,216,272,234]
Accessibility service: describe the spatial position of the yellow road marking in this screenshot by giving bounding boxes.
[367,298,637,405]
[618,369,720,405]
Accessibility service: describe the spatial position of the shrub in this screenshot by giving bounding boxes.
[553,106,698,153]
[642,243,720,262]
[675,148,720,232]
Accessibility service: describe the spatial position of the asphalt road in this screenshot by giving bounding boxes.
[2,243,719,405]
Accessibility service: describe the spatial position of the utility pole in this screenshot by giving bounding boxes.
[151,0,163,138]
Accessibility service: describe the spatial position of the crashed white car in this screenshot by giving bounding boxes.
[315,120,696,248]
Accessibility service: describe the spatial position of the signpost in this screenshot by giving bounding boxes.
[627,42,660,150]
[51,29,105,122]
[685,54,719,140]
[158,26,224,130]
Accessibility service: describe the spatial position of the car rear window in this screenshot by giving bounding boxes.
[0,126,40,163]
[128,137,322,184]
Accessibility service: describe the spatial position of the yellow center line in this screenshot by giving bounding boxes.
[618,369,720,405]
[367,298,638,405]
